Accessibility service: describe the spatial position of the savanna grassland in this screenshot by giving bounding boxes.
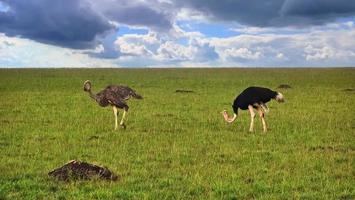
[0,68,354,199]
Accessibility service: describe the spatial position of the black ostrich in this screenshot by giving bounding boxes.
[83,80,143,130]
[222,86,284,133]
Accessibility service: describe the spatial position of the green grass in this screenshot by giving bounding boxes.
[0,68,354,199]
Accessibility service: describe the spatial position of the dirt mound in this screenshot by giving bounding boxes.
[277,84,292,89]
[48,160,119,181]
[88,135,99,140]
[175,89,194,93]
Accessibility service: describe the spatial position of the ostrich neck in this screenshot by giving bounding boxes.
[227,113,237,123]
[88,90,98,101]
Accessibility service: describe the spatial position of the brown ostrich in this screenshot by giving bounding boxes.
[83,80,142,130]
[222,86,284,133]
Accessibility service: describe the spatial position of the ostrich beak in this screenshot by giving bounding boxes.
[221,110,227,121]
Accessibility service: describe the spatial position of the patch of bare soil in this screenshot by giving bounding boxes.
[343,88,355,92]
[277,84,292,89]
[308,146,354,153]
[175,89,194,93]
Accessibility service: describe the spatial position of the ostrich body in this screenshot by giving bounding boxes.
[222,86,284,133]
[84,80,142,130]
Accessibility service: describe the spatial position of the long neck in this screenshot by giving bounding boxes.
[87,89,98,101]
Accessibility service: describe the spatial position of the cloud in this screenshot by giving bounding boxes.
[224,48,262,60]
[0,34,118,67]
[174,0,355,27]
[304,45,334,61]
[101,28,219,67]
[90,0,174,31]
[87,30,121,59]
[156,41,193,61]
[190,39,219,62]
[281,0,355,18]
[116,32,159,57]
[0,0,115,49]
[207,27,355,66]
[0,0,355,67]
[2,22,355,68]
[0,0,174,51]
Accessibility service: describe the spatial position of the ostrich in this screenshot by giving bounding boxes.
[83,80,142,130]
[222,86,284,133]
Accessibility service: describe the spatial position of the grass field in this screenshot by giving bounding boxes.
[0,68,354,199]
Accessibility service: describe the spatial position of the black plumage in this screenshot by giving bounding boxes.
[84,80,142,130]
[222,86,284,133]
[232,87,279,114]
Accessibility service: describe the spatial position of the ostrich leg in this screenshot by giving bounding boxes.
[257,108,267,133]
[260,103,269,113]
[113,106,119,130]
[119,109,127,129]
[248,105,256,132]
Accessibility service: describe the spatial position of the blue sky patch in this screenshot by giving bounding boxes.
[117,26,149,36]
[177,20,239,38]
[0,2,9,12]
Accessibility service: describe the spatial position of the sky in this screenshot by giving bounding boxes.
[0,0,355,68]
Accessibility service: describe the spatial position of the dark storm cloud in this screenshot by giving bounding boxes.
[95,0,173,31]
[175,0,284,27]
[0,0,115,49]
[175,0,355,27]
[0,0,174,50]
[281,0,355,17]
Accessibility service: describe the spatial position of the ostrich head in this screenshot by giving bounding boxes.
[221,110,237,123]
[83,80,92,92]
[275,92,284,103]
